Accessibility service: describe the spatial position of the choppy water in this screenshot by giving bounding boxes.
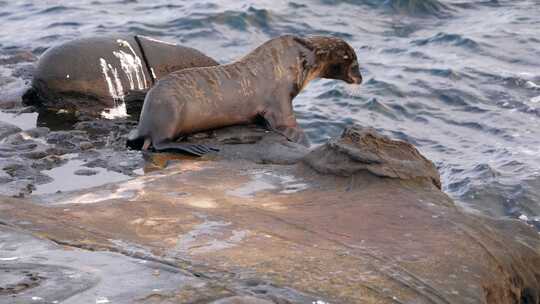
[1,0,540,224]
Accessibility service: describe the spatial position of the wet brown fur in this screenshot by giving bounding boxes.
[129,35,362,154]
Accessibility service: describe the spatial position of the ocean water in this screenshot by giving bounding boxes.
[1,0,540,224]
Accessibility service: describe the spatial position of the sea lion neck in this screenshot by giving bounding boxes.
[234,36,319,93]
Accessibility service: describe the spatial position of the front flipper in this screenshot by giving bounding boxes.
[153,140,219,157]
[275,125,310,147]
[262,111,310,147]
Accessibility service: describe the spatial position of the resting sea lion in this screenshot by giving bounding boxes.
[127,35,362,156]
[23,35,218,119]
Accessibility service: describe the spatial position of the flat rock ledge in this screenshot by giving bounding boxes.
[0,125,539,304]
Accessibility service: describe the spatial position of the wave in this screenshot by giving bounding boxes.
[381,0,453,17]
[412,32,480,49]
[319,0,453,17]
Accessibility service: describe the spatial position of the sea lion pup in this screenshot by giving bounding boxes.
[127,35,362,156]
[23,35,218,119]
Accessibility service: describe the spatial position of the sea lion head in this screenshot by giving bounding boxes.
[302,36,362,85]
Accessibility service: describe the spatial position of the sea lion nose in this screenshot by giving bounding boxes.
[348,67,362,84]
[349,72,362,85]
[354,74,362,84]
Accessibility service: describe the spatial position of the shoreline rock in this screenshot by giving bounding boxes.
[0,124,538,303]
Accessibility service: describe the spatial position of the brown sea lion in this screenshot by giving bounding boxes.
[23,35,218,119]
[127,35,362,156]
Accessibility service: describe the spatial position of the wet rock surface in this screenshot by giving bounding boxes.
[0,110,144,196]
[0,121,539,303]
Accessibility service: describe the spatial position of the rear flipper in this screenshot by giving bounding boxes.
[153,140,219,157]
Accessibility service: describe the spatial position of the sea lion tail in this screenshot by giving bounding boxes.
[126,129,148,150]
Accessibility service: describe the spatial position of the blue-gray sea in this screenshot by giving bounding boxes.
[1,0,539,225]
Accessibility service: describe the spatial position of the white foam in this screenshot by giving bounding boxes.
[101,102,128,119]
[115,39,147,90]
[530,96,540,103]
[519,214,529,221]
[0,256,19,261]
[99,58,123,100]
[525,81,540,89]
[96,297,110,304]
[99,57,128,119]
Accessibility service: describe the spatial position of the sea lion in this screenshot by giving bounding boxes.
[23,35,218,119]
[127,35,362,156]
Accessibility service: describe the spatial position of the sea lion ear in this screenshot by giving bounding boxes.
[293,37,314,51]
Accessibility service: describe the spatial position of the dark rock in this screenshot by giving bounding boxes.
[74,169,98,176]
[0,157,53,186]
[46,130,88,151]
[83,149,144,176]
[181,124,309,165]
[45,146,70,156]
[0,51,37,65]
[210,296,274,304]
[21,149,49,160]
[0,180,34,197]
[74,120,135,137]
[303,125,441,188]
[79,141,94,150]
[46,130,87,144]
[31,155,67,171]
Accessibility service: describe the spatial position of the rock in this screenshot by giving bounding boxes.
[46,130,88,151]
[74,169,98,176]
[0,157,53,188]
[25,127,50,138]
[0,121,21,140]
[1,133,51,160]
[303,125,441,188]
[0,125,538,303]
[0,226,207,304]
[183,124,309,164]
[0,98,21,110]
[210,296,274,304]
[79,141,94,150]
[21,149,49,160]
[83,149,144,176]
[74,120,135,137]
[31,155,67,171]
[0,51,36,65]
[0,180,34,197]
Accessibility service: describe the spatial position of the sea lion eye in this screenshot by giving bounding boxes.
[329,64,342,75]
